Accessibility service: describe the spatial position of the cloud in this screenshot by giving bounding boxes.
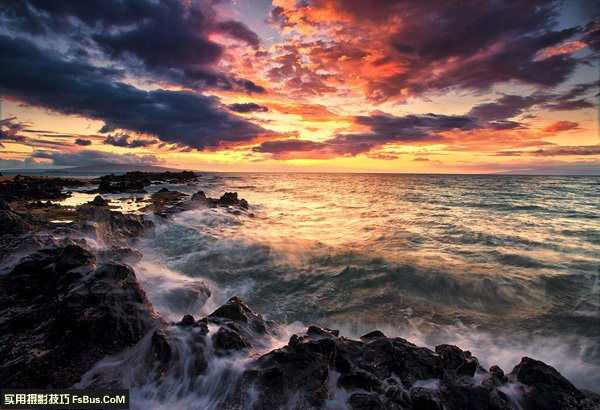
[271,0,592,100]
[32,149,165,167]
[468,95,546,121]
[255,113,478,159]
[0,157,45,170]
[227,103,269,113]
[544,121,579,133]
[74,138,92,146]
[0,0,264,94]
[0,117,27,147]
[103,133,157,148]
[0,35,271,150]
[468,82,598,121]
[497,145,600,157]
[487,121,524,130]
[582,19,600,52]
[216,20,260,48]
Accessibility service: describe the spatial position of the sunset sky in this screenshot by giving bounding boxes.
[0,0,598,173]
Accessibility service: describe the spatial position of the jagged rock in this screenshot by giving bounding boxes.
[307,325,340,338]
[151,330,172,378]
[95,171,197,194]
[218,192,239,205]
[170,190,251,215]
[339,369,384,393]
[191,190,208,201]
[96,174,147,194]
[212,327,251,351]
[0,198,32,236]
[435,344,478,380]
[179,314,196,326]
[89,195,109,207]
[141,189,188,214]
[0,176,86,201]
[361,330,387,340]
[208,296,279,335]
[75,205,154,244]
[96,247,143,264]
[0,246,158,388]
[510,357,600,409]
[483,365,508,388]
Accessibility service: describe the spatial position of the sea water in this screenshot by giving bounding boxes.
[77,173,600,404]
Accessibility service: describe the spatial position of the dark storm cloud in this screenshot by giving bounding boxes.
[0,117,27,147]
[254,139,324,153]
[582,19,600,52]
[103,133,157,148]
[0,0,264,94]
[32,150,164,166]
[255,113,478,157]
[227,103,269,113]
[381,1,583,96]
[0,36,269,149]
[355,114,477,139]
[468,82,599,121]
[286,0,591,99]
[216,21,261,49]
[74,138,92,146]
[468,95,546,122]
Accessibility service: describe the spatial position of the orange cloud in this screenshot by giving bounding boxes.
[544,121,580,133]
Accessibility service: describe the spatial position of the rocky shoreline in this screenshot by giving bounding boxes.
[1,172,598,409]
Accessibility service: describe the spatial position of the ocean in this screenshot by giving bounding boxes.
[70,173,599,405]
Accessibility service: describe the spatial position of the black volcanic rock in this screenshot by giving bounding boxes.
[0,198,32,236]
[95,171,198,194]
[89,195,109,206]
[75,205,154,244]
[66,295,599,410]
[435,344,478,380]
[164,190,251,215]
[0,176,86,201]
[179,314,196,326]
[360,330,387,340]
[96,246,143,264]
[0,246,158,388]
[307,324,340,338]
[212,327,251,351]
[161,281,211,317]
[510,357,600,409]
[209,296,279,335]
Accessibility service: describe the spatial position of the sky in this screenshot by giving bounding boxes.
[0,0,598,174]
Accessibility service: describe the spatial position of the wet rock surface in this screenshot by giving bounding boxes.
[159,190,251,216]
[0,176,87,201]
[228,317,600,410]
[95,171,198,194]
[0,198,32,236]
[0,245,158,388]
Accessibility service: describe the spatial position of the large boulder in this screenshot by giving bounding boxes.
[510,357,600,410]
[0,245,158,388]
[209,296,279,335]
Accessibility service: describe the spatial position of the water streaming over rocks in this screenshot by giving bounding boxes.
[1,172,599,409]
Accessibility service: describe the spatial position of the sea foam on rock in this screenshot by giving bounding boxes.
[78,296,599,409]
